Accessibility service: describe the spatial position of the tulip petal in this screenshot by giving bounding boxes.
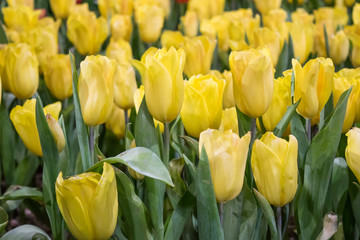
[44,101,62,121]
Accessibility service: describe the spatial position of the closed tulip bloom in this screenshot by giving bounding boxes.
[292,58,334,119]
[229,47,274,118]
[10,99,62,156]
[7,0,34,8]
[160,31,185,50]
[67,4,109,55]
[46,114,65,152]
[56,162,118,240]
[288,20,314,64]
[219,107,238,135]
[347,25,360,68]
[113,63,137,110]
[354,3,360,25]
[262,9,288,44]
[105,105,126,139]
[110,14,133,41]
[183,36,216,77]
[330,31,349,65]
[254,0,281,14]
[79,55,116,126]
[187,0,225,20]
[211,70,235,109]
[106,38,133,63]
[135,0,170,18]
[199,130,250,203]
[291,8,314,25]
[345,127,360,182]
[43,54,73,100]
[132,47,186,123]
[135,4,164,43]
[98,0,123,18]
[200,16,230,52]
[2,5,41,33]
[50,0,76,19]
[181,73,225,138]
[133,85,164,133]
[252,132,298,207]
[253,28,282,66]
[0,43,39,99]
[180,10,199,37]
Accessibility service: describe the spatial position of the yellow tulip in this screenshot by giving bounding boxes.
[288,20,314,64]
[181,73,225,138]
[219,107,238,135]
[132,47,186,123]
[55,162,118,240]
[330,30,349,66]
[219,70,235,109]
[46,114,65,153]
[135,0,170,18]
[291,8,314,26]
[229,47,274,118]
[135,4,164,43]
[98,0,126,18]
[43,54,73,100]
[113,63,137,110]
[10,99,62,157]
[2,5,41,33]
[354,3,360,25]
[67,4,109,55]
[345,127,360,182]
[106,38,133,64]
[79,55,116,126]
[253,27,282,66]
[347,25,360,68]
[7,0,34,8]
[183,35,216,77]
[0,43,39,99]
[200,16,230,52]
[262,74,292,132]
[292,58,334,119]
[133,85,164,133]
[49,0,76,19]
[110,14,133,41]
[262,9,288,44]
[253,0,281,14]
[180,10,199,37]
[336,0,356,7]
[199,129,250,203]
[252,132,298,207]
[160,31,185,50]
[105,105,126,139]
[187,0,225,20]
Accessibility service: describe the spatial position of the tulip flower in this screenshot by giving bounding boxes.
[133,85,164,133]
[253,27,282,66]
[200,16,230,52]
[43,54,73,100]
[106,38,133,64]
[229,47,274,118]
[211,70,235,109]
[132,47,186,123]
[291,8,314,26]
[10,99,62,157]
[181,73,225,138]
[253,0,281,14]
[345,127,360,182]
[180,10,199,37]
[113,63,137,110]
[292,58,334,119]
[135,4,164,43]
[7,0,34,8]
[160,31,185,50]
[288,20,314,65]
[252,132,298,207]
[262,9,288,43]
[330,31,349,66]
[105,105,126,139]
[98,0,124,18]
[110,14,133,41]
[55,162,118,240]
[199,129,250,203]
[2,5,41,33]
[46,114,66,152]
[219,107,238,135]
[347,25,360,68]
[187,0,225,20]
[135,0,171,18]
[0,43,39,100]
[78,55,116,126]
[49,0,76,19]
[354,3,360,25]
[183,36,216,77]
[67,4,109,55]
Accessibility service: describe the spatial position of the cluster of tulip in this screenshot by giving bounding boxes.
[1,0,360,239]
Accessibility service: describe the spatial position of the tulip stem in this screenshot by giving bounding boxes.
[164,122,170,165]
[218,203,224,225]
[124,109,129,126]
[276,207,282,240]
[89,126,95,166]
[250,118,257,149]
[306,118,311,142]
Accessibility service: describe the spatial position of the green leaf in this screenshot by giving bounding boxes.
[236,108,251,137]
[0,187,43,202]
[58,116,73,176]
[69,51,91,171]
[273,100,300,137]
[253,189,279,240]
[275,40,289,78]
[1,225,51,240]
[166,158,187,207]
[88,147,173,186]
[114,168,153,240]
[179,136,199,156]
[0,206,8,233]
[196,147,224,240]
[324,25,330,58]
[329,158,349,214]
[0,23,8,44]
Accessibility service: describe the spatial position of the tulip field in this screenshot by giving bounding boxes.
[1,0,360,239]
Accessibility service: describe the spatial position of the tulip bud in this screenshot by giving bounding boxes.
[132,47,186,123]
[345,127,360,182]
[252,132,298,207]
[49,0,76,19]
[253,0,281,14]
[181,73,225,138]
[0,43,39,100]
[46,114,65,152]
[113,63,137,110]
[79,55,116,126]
[292,58,334,119]
[229,47,274,118]
[2,5,41,33]
[288,20,314,65]
[219,107,238,135]
[55,162,118,240]
[180,10,199,37]
[199,129,250,203]
[10,99,62,157]
[105,105,126,139]
[67,4,109,55]
[106,38,133,64]
[330,31,349,65]
[110,14,133,41]
[253,27,282,66]
[133,85,164,133]
[135,4,164,43]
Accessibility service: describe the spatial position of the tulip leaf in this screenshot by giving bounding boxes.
[166,157,187,207]
[253,189,279,240]
[273,100,300,137]
[196,146,224,240]
[298,88,351,239]
[324,25,330,59]
[69,51,91,171]
[0,186,43,202]
[114,168,153,240]
[236,108,251,137]
[0,224,51,240]
[13,155,39,186]
[275,40,288,78]
[0,206,8,233]
[348,172,360,231]
[0,23,8,44]
[179,135,199,156]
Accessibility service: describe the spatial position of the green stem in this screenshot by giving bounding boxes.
[164,122,170,165]
[89,126,95,166]
[124,109,129,126]
[218,203,224,225]
[250,118,257,151]
[306,118,311,142]
[277,207,282,240]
